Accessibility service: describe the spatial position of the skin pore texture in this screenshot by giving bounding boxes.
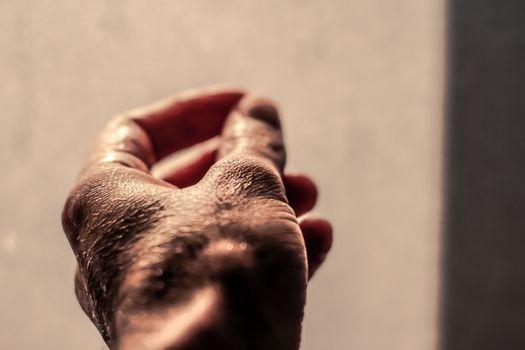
[62,87,333,350]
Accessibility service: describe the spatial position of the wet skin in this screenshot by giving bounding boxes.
[62,87,333,350]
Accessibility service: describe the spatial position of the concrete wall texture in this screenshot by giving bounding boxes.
[0,1,443,349]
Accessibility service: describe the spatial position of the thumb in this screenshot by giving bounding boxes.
[217,96,286,173]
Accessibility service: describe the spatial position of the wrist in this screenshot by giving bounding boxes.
[115,285,223,350]
[112,237,306,350]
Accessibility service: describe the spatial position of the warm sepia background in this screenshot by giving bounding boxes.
[0,1,443,349]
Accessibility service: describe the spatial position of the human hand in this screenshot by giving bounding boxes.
[62,87,333,350]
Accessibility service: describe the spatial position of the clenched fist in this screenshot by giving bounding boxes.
[62,87,333,350]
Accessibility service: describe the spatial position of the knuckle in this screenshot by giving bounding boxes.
[210,155,286,201]
[61,165,164,250]
[62,171,107,246]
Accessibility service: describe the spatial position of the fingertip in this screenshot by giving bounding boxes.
[300,217,333,254]
[299,217,333,279]
[284,173,318,217]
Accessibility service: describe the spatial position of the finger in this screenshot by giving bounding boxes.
[217,95,286,173]
[131,87,244,161]
[283,173,318,217]
[84,86,244,176]
[154,138,219,188]
[86,115,157,173]
[300,217,333,279]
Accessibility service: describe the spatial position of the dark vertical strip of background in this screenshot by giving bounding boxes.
[442,1,525,349]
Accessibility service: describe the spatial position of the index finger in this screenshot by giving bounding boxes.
[87,87,244,173]
[130,87,244,161]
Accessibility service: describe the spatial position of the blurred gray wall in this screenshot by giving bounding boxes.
[442,1,525,349]
[0,1,443,349]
